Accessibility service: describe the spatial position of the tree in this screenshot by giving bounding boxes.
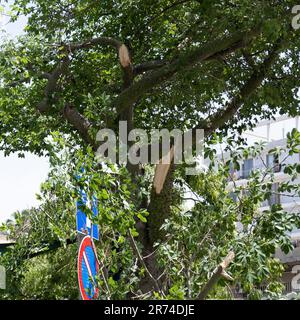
[0,0,300,299]
[2,131,300,299]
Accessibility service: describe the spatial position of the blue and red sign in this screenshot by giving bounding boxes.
[77,236,99,300]
[76,190,99,241]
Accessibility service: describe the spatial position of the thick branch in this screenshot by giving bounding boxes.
[38,37,133,115]
[37,57,70,113]
[192,37,285,142]
[112,28,260,120]
[67,37,123,52]
[67,37,133,87]
[133,60,168,76]
[66,37,132,71]
[63,104,94,146]
[144,38,283,196]
[133,36,244,76]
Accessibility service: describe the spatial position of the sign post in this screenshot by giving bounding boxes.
[77,236,99,300]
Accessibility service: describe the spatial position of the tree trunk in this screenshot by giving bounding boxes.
[147,163,175,245]
[135,163,175,294]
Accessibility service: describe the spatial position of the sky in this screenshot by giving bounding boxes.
[0,1,50,222]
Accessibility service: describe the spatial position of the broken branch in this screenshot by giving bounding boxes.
[197,251,235,300]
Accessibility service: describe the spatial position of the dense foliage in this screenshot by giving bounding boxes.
[2,130,300,299]
[0,0,300,299]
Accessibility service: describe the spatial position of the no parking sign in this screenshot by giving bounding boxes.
[77,236,99,300]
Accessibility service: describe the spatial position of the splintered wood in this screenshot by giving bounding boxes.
[197,251,235,300]
[153,146,175,194]
[118,44,131,68]
[220,251,235,281]
[220,251,235,269]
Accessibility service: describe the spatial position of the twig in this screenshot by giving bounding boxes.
[128,231,162,294]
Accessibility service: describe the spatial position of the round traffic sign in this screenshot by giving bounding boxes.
[77,236,99,300]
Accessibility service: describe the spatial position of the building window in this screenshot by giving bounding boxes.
[268,183,280,206]
[242,159,253,179]
[267,153,281,172]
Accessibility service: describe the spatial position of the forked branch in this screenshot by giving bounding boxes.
[197,251,235,300]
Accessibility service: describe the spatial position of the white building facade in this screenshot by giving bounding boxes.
[226,116,300,295]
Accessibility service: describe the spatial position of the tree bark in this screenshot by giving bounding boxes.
[134,163,176,294]
[147,163,175,246]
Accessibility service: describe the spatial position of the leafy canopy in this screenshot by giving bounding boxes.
[1,0,300,300]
